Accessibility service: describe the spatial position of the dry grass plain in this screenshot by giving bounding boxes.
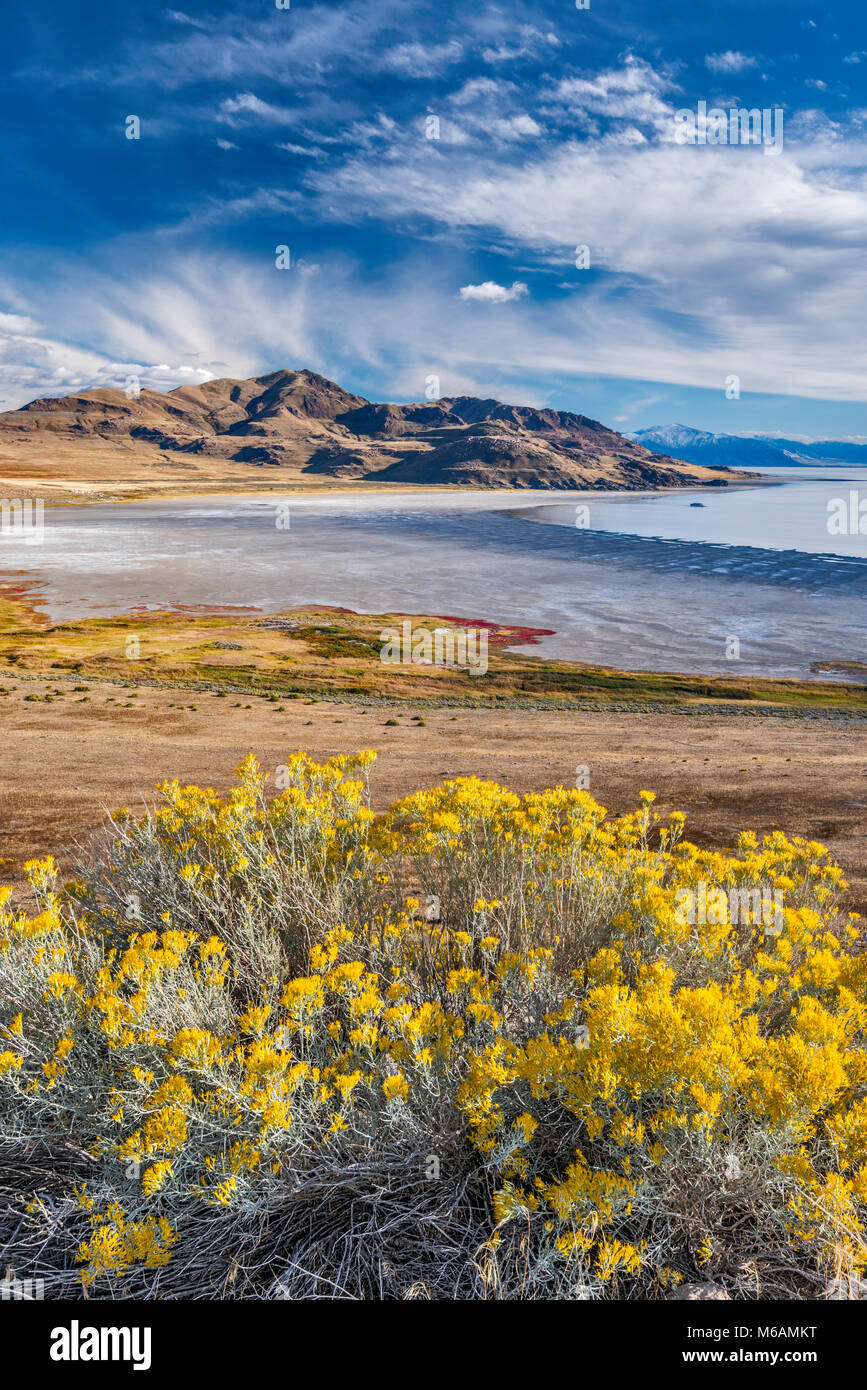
[2,672,865,913]
[0,436,530,503]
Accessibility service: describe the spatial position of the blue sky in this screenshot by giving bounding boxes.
[2,0,866,437]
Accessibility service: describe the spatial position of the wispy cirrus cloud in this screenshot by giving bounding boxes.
[0,298,215,410]
[163,9,210,29]
[218,93,296,126]
[281,59,867,400]
[481,24,560,65]
[47,0,476,90]
[379,40,465,78]
[540,57,677,139]
[4,1,867,435]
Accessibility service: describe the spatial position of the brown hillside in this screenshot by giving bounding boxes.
[0,368,746,500]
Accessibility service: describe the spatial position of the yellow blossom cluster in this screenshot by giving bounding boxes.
[1,752,865,1296]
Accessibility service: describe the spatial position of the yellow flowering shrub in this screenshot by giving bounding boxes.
[1,752,865,1299]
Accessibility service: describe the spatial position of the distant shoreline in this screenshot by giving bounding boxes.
[1,473,861,688]
[0,472,768,510]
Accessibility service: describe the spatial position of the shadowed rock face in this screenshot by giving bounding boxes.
[0,368,743,490]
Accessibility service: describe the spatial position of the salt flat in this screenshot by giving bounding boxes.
[3,471,864,681]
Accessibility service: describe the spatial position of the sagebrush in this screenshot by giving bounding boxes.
[1,751,866,1300]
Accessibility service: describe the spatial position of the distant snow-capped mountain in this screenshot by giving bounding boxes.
[628,424,867,469]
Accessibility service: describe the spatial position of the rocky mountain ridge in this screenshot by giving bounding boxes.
[0,369,744,490]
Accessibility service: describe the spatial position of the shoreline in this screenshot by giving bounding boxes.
[2,475,861,690]
[507,473,781,525]
[1,572,867,700]
[0,593,864,708]
[0,471,768,510]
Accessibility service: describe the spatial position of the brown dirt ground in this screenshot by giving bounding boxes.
[2,674,866,914]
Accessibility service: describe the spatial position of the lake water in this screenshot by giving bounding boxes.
[515,464,867,557]
[2,464,865,681]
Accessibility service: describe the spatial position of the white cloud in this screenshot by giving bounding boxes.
[292,60,867,400]
[164,9,210,28]
[544,58,674,133]
[379,40,463,77]
[448,77,512,107]
[0,312,37,334]
[74,0,469,91]
[430,75,545,145]
[0,257,317,408]
[218,92,295,126]
[0,300,216,409]
[490,114,542,140]
[458,280,529,303]
[346,114,398,146]
[278,142,322,157]
[787,108,841,143]
[704,51,758,74]
[481,25,559,65]
[5,55,867,412]
[169,187,299,233]
[4,206,867,418]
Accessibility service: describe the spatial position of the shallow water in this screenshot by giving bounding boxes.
[514,464,867,558]
[1,468,865,681]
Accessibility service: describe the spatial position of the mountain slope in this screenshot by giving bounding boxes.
[0,370,745,493]
[630,424,867,470]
